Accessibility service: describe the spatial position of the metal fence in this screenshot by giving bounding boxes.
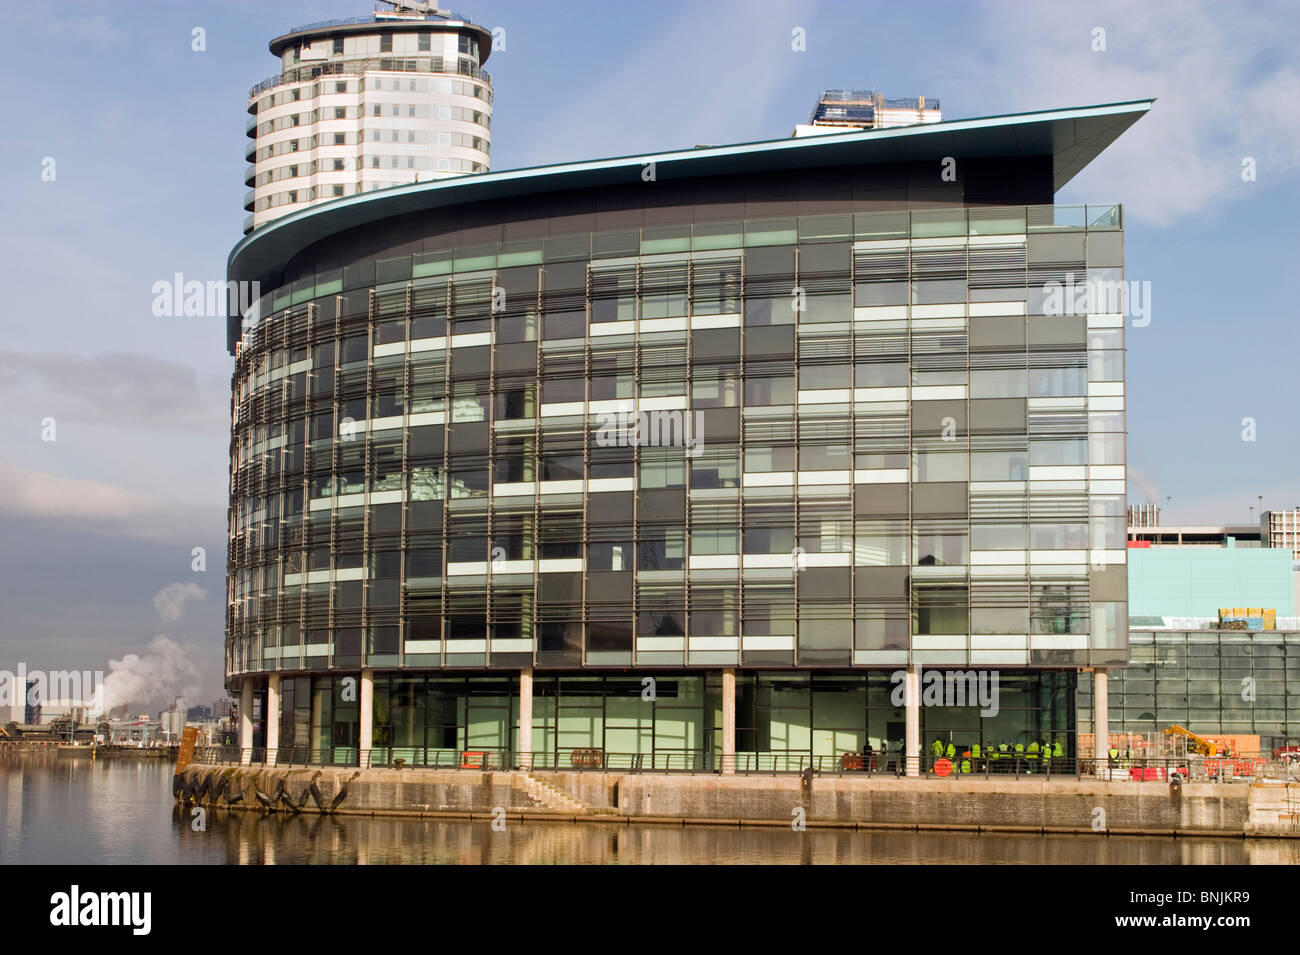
[189,745,1288,782]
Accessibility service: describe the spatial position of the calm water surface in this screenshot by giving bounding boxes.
[2,752,1294,865]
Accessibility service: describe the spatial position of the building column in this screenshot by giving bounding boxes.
[1094,668,1109,779]
[721,668,736,775]
[359,669,373,768]
[518,668,533,771]
[238,680,253,766]
[904,665,921,777]
[265,674,280,767]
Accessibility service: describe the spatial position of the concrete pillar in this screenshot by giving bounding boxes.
[238,680,253,766]
[265,674,280,767]
[359,669,373,768]
[904,665,920,777]
[518,668,533,771]
[1094,668,1109,779]
[721,668,736,775]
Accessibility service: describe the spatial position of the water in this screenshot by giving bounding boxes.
[2,752,1295,864]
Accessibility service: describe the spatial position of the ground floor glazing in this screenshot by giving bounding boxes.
[237,668,1076,769]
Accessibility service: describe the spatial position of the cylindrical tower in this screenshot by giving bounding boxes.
[244,4,493,235]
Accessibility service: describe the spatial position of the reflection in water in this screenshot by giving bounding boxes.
[3,752,1296,865]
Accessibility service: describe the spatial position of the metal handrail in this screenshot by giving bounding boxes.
[280,12,472,36]
[250,58,492,99]
[189,746,1281,781]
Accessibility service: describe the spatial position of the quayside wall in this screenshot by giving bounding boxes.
[174,765,1299,837]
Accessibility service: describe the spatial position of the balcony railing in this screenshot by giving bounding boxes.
[281,11,471,36]
[250,57,491,100]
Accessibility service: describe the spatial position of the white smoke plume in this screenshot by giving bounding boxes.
[87,635,202,717]
[1128,469,1160,506]
[152,582,206,623]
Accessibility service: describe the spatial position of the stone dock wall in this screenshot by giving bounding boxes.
[175,764,1300,837]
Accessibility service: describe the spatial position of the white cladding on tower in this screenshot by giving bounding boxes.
[244,8,494,233]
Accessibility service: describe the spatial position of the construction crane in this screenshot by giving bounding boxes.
[1163,725,1218,757]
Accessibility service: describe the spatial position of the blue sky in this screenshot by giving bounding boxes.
[1,0,1297,706]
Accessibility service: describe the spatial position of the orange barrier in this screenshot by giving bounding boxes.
[460,750,485,769]
[1203,758,1267,777]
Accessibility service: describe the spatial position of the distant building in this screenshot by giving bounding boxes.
[1126,504,1159,528]
[213,698,233,719]
[243,2,494,234]
[792,89,940,138]
[1079,513,1300,752]
[1262,508,1300,560]
[1127,547,1294,622]
[1128,523,1262,548]
[187,704,213,720]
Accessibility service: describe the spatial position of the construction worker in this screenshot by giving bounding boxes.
[931,737,943,765]
[971,740,982,770]
[945,740,956,761]
[960,752,972,774]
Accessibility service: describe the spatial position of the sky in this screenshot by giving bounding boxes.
[0,0,1297,709]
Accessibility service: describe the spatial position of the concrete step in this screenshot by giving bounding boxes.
[515,773,593,814]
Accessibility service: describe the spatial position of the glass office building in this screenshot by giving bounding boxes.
[225,101,1151,769]
[1079,629,1300,754]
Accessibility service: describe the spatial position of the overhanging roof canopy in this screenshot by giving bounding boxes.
[229,99,1152,288]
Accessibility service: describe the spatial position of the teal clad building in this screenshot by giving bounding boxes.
[1126,547,1295,618]
[1078,544,1300,751]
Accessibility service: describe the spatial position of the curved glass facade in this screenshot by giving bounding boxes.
[227,204,1127,680]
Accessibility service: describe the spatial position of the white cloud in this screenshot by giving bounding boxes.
[0,458,160,522]
[152,582,207,624]
[966,0,1300,226]
[0,458,223,544]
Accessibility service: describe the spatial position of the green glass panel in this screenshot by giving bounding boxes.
[692,221,742,251]
[745,217,797,247]
[413,249,453,277]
